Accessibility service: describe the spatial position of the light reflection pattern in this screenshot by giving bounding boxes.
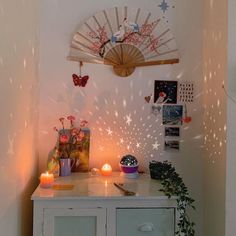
[203,0,227,165]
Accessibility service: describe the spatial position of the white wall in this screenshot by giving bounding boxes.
[203,0,227,235]
[38,0,204,234]
[0,0,39,235]
[226,0,236,235]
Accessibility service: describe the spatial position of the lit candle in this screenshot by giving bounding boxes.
[40,172,54,188]
[101,164,112,176]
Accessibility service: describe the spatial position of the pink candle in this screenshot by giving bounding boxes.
[40,172,54,188]
[101,164,112,176]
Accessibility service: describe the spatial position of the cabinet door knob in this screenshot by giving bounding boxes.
[138,223,155,232]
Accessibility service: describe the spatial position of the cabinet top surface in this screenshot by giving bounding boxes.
[31,172,173,201]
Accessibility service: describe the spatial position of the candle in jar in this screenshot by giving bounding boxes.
[40,172,54,188]
[101,164,112,176]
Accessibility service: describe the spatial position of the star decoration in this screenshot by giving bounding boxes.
[136,142,141,148]
[126,114,132,126]
[106,127,113,135]
[158,0,169,13]
[120,138,124,144]
[152,141,161,150]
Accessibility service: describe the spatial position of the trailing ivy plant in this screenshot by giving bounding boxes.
[149,161,195,236]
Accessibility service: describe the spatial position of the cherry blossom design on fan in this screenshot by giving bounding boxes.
[68,7,179,77]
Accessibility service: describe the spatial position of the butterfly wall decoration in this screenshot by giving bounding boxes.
[72,74,89,87]
[72,61,89,87]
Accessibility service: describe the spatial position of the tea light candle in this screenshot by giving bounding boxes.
[101,164,112,176]
[40,172,54,188]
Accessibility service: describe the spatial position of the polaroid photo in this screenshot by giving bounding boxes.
[165,127,180,137]
[154,80,178,104]
[162,105,183,125]
[164,140,180,152]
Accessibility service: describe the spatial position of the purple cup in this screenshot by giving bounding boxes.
[60,158,75,177]
[120,164,138,173]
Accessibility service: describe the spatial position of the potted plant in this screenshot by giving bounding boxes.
[149,161,195,236]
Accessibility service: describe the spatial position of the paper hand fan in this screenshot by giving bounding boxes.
[68,6,179,77]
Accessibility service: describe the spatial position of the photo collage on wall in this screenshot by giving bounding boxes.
[148,80,194,152]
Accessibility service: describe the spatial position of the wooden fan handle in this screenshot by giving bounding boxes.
[113,58,179,68]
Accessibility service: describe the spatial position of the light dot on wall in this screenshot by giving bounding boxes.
[92,81,98,89]
[123,99,127,108]
[177,71,184,79]
[194,135,202,140]
[23,59,27,69]
[32,47,35,56]
[94,96,98,102]
[209,71,212,79]
[0,56,3,66]
[0,4,4,17]
[13,43,17,53]
[9,77,13,84]
[224,124,227,132]
[129,80,133,89]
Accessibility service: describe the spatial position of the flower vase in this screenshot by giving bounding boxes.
[59,158,75,176]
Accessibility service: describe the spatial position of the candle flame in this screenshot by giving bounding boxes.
[102,163,112,170]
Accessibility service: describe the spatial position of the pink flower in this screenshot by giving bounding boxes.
[75,131,85,142]
[59,117,65,123]
[59,134,69,144]
[67,115,76,127]
[71,127,79,136]
[80,120,88,127]
[67,115,76,121]
[52,116,89,159]
[76,136,83,142]
[79,131,85,139]
[59,117,65,131]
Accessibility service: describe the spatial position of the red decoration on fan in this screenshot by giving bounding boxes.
[72,74,89,87]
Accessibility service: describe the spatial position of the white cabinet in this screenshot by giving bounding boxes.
[31,173,177,236]
[43,208,106,236]
[117,208,175,236]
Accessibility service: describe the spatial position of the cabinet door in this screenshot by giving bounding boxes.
[117,208,175,236]
[43,208,106,236]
